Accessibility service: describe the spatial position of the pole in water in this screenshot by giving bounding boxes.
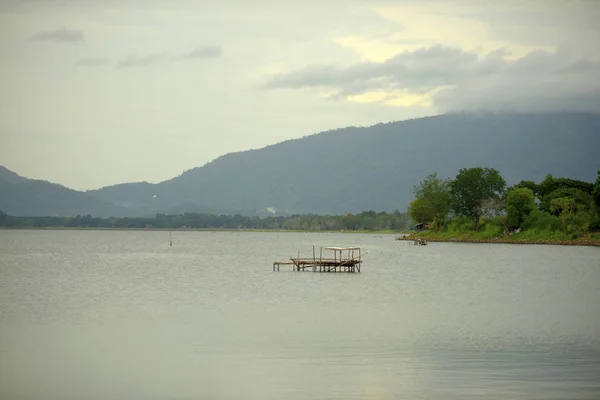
[169,230,173,246]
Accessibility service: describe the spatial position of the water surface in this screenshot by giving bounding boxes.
[1,230,599,399]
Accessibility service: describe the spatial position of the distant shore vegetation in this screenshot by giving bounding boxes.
[3,168,600,243]
[406,168,600,244]
[0,210,411,232]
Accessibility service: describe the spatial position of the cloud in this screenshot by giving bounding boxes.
[115,47,221,68]
[80,46,222,70]
[28,28,84,43]
[77,58,108,67]
[177,46,222,60]
[116,54,164,68]
[264,45,481,92]
[263,45,600,113]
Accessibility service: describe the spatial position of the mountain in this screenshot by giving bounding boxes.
[2,112,599,217]
[87,112,600,216]
[0,166,127,217]
[0,166,27,184]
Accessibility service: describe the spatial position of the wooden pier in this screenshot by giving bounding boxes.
[273,246,363,273]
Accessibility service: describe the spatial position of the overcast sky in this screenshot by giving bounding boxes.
[1,0,599,190]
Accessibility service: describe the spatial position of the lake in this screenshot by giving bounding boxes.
[1,229,599,399]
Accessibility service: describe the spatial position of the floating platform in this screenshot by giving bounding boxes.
[273,246,363,273]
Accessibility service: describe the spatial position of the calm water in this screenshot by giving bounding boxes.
[1,229,599,400]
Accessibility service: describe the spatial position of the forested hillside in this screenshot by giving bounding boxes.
[2,112,599,217]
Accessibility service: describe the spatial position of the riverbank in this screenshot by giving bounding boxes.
[397,231,600,247]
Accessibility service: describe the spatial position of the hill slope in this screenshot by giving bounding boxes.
[88,112,600,216]
[0,166,127,217]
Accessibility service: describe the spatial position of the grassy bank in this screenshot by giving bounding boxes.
[399,229,600,247]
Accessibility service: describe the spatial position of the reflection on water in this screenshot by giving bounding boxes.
[1,230,599,399]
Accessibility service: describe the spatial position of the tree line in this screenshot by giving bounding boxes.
[0,210,412,231]
[409,167,600,238]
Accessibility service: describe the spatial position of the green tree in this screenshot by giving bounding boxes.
[408,198,432,226]
[510,180,539,197]
[540,188,591,214]
[505,187,536,229]
[550,196,580,236]
[342,213,362,230]
[593,170,600,209]
[450,167,506,231]
[537,174,594,206]
[409,173,452,232]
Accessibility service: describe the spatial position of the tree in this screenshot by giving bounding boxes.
[505,187,536,229]
[409,173,452,232]
[550,197,580,237]
[450,167,506,231]
[510,180,539,196]
[538,174,594,201]
[550,197,578,216]
[593,170,600,209]
[539,187,593,216]
[408,198,432,226]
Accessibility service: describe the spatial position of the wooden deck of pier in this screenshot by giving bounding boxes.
[273,246,363,273]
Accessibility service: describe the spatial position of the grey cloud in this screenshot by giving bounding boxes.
[28,28,84,43]
[77,58,108,67]
[263,45,600,113]
[264,46,480,91]
[116,54,164,68]
[178,46,222,60]
[86,46,221,70]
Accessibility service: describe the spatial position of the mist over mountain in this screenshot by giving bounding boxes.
[2,112,599,217]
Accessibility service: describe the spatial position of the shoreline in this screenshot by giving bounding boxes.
[396,235,600,247]
[0,226,404,235]
[3,227,598,246]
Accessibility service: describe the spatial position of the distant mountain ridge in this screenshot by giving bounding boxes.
[0,166,27,184]
[2,112,600,217]
[0,166,128,217]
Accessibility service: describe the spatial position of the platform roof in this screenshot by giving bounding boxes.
[324,246,360,251]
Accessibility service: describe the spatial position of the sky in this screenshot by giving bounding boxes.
[1,0,599,190]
